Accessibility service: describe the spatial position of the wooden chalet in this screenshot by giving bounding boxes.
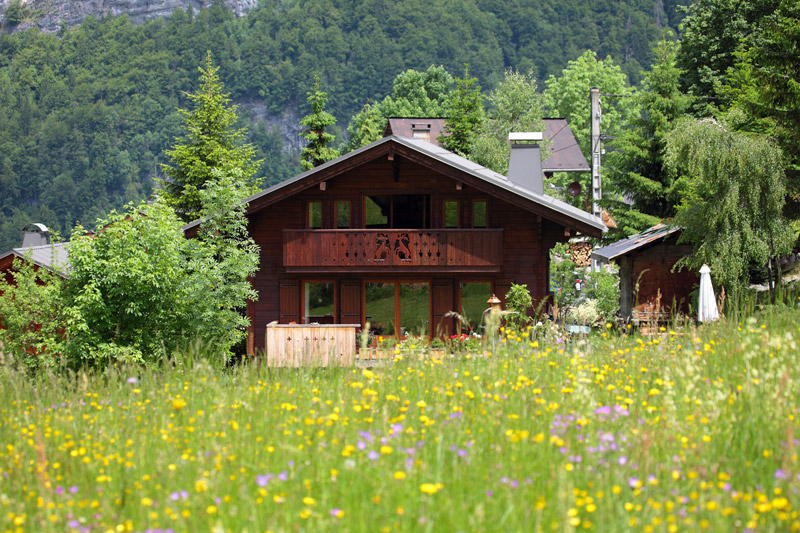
[187,134,605,356]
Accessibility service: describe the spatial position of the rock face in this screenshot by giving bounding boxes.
[1,0,259,32]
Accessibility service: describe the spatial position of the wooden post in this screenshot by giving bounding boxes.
[619,257,633,322]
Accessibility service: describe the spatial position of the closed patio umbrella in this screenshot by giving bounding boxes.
[698,264,719,322]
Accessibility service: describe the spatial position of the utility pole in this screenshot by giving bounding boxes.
[590,87,602,272]
[590,87,602,219]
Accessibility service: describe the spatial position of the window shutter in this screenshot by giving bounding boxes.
[279,280,300,323]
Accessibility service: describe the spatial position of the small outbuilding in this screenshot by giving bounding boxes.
[592,224,697,322]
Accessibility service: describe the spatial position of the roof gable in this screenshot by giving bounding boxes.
[197,135,605,236]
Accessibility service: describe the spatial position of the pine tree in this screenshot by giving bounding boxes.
[299,76,340,171]
[160,51,260,222]
[439,64,484,156]
[605,39,694,238]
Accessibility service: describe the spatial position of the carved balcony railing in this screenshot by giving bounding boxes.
[283,229,503,271]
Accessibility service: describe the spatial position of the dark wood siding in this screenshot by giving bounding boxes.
[246,155,572,355]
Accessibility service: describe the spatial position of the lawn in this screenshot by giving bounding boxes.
[1,305,799,532]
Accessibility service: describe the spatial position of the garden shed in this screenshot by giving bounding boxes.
[592,224,697,322]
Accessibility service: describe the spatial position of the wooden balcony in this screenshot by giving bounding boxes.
[283,229,503,272]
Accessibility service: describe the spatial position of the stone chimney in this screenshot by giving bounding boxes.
[21,223,49,247]
[507,132,544,195]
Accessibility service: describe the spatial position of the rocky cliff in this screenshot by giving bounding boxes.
[0,0,258,32]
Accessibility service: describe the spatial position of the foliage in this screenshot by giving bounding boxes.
[4,1,28,25]
[62,189,257,367]
[676,0,778,114]
[439,64,484,157]
[665,118,794,296]
[0,256,67,371]
[584,267,620,323]
[343,102,384,152]
[344,66,455,150]
[604,39,694,238]
[470,69,544,175]
[0,1,687,250]
[567,298,600,326]
[724,0,800,214]
[299,75,340,171]
[543,50,635,159]
[160,52,261,222]
[503,282,533,330]
[549,243,581,322]
[3,304,800,530]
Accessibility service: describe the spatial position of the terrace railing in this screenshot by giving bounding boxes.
[283,229,502,271]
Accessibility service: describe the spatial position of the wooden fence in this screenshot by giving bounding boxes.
[265,322,360,367]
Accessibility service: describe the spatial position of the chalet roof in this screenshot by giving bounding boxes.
[385,117,590,173]
[184,135,605,235]
[0,242,70,277]
[591,224,682,262]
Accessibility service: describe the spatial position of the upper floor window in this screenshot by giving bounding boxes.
[307,200,323,229]
[472,200,487,228]
[444,200,459,228]
[336,201,351,229]
[365,195,430,229]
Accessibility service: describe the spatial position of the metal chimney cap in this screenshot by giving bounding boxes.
[23,223,49,233]
[508,132,543,143]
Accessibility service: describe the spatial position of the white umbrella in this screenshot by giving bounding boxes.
[698,264,719,322]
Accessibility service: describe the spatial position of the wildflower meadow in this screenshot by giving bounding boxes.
[2,307,800,532]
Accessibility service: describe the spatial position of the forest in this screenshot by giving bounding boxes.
[0,0,688,250]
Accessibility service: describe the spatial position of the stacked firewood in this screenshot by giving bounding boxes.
[568,241,593,267]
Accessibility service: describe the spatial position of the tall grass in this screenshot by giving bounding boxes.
[1,306,799,531]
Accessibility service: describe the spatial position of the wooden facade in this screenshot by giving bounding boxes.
[187,136,605,356]
[593,226,697,322]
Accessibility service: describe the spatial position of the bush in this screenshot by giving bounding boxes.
[504,283,533,330]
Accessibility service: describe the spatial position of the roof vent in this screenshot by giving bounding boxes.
[21,223,50,248]
[507,132,544,195]
[412,123,432,142]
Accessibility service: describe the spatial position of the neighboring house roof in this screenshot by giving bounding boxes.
[0,242,70,277]
[185,135,605,236]
[592,224,682,262]
[385,117,590,173]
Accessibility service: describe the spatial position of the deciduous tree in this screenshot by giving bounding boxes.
[439,64,484,157]
[470,69,543,175]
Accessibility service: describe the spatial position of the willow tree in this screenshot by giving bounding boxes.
[665,118,793,295]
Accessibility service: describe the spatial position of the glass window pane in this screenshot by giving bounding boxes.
[460,282,492,334]
[365,282,395,335]
[444,200,459,228]
[336,202,350,229]
[472,200,487,228]
[400,283,430,337]
[393,195,429,228]
[308,201,322,228]
[365,196,389,228]
[304,282,334,324]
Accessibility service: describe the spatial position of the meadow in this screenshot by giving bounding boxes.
[1,306,799,532]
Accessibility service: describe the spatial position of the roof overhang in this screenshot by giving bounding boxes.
[183,135,606,237]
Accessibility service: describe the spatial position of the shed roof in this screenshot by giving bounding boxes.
[184,135,605,236]
[0,242,70,277]
[591,224,682,262]
[385,117,590,173]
